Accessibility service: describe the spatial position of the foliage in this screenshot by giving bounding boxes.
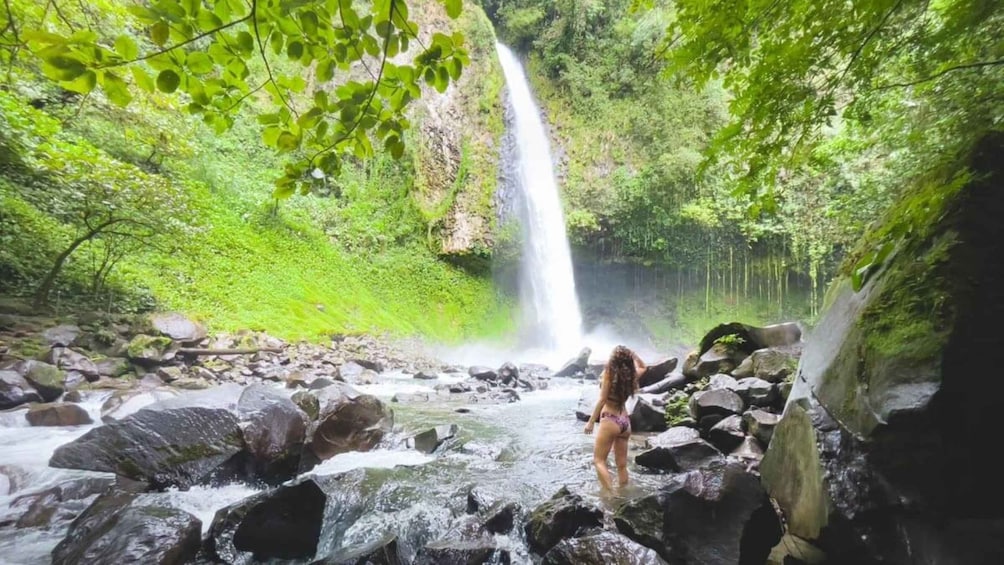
[659,0,1004,203]
[663,391,689,427]
[1,0,470,197]
[713,333,745,348]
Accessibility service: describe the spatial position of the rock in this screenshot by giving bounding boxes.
[525,486,603,555]
[26,402,93,426]
[309,377,340,390]
[42,325,81,347]
[708,373,738,391]
[348,358,384,372]
[0,369,42,409]
[731,435,765,464]
[520,363,552,379]
[22,360,66,401]
[638,357,679,388]
[553,347,591,378]
[50,386,245,489]
[292,389,320,420]
[636,428,724,472]
[414,539,510,565]
[681,350,700,379]
[407,424,457,454]
[155,366,184,383]
[303,382,393,465]
[171,376,210,390]
[208,470,368,563]
[413,371,437,380]
[697,322,801,357]
[483,501,519,534]
[693,343,748,379]
[688,388,745,422]
[627,394,667,432]
[392,392,430,403]
[51,491,201,565]
[99,388,180,422]
[467,366,497,382]
[732,355,754,379]
[707,414,745,453]
[614,461,782,564]
[207,477,325,562]
[640,373,689,394]
[148,312,207,344]
[12,476,114,529]
[237,384,308,483]
[125,334,177,364]
[575,387,599,422]
[541,531,668,565]
[94,357,131,378]
[749,348,797,383]
[338,361,368,381]
[743,409,781,446]
[48,348,99,380]
[320,533,400,564]
[497,362,519,385]
[733,377,777,407]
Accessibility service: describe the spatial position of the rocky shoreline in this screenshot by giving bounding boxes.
[1,307,813,564]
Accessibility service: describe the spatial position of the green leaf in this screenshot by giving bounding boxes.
[236,31,255,55]
[151,22,170,46]
[131,67,155,92]
[114,36,139,60]
[277,131,300,152]
[156,69,181,93]
[60,70,97,94]
[444,0,462,19]
[274,177,296,199]
[188,52,214,74]
[196,10,224,32]
[317,59,335,82]
[42,56,86,81]
[448,58,462,80]
[434,66,449,93]
[287,41,304,60]
[262,125,282,146]
[100,71,133,106]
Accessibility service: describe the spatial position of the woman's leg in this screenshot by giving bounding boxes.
[614,435,629,488]
[593,419,618,491]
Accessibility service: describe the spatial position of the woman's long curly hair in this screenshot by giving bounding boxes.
[605,345,638,406]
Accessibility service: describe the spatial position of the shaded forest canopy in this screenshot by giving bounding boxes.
[0,0,1000,345]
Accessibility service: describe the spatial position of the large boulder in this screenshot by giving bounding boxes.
[627,394,668,432]
[0,369,42,409]
[743,409,781,447]
[50,386,245,488]
[733,377,777,407]
[51,491,201,565]
[22,361,66,401]
[414,539,510,565]
[638,357,679,388]
[697,322,801,357]
[692,343,749,379]
[42,324,81,347]
[639,372,689,394]
[148,312,207,344]
[635,427,724,472]
[748,348,797,383]
[688,388,745,426]
[236,384,308,483]
[100,388,180,422]
[320,533,400,565]
[615,461,781,564]
[302,382,393,467]
[761,135,1004,563]
[553,347,591,378]
[706,415,745,453]
[125,334,177,365]
[48,348,100,380]
[407,424,458,454]
[541,531,668,565]
[26,402,93,426]
[209,470,369,563]
[525,487,603,555]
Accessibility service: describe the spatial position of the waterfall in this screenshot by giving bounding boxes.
[496,43,583,355]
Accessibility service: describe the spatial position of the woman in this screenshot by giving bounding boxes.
[584,345,646,492]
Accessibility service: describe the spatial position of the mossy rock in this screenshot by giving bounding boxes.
[126,334,176,363]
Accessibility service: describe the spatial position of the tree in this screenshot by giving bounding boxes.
[659,0,1004,206]
[0,0,470,197]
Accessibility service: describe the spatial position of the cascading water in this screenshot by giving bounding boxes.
[496,43,584,355]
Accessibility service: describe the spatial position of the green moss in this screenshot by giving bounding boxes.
[161,443,224,467]
[126,334,172,358]
[663,393,690,427]
[116,458,143,478]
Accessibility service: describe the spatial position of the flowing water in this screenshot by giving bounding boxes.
[496,43,584,357]
[0,376,662,564]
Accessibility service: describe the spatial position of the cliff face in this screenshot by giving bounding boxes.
[760,133,1004,563]
[407,3,505,265]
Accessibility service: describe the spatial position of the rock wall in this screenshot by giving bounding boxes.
[760,133,1004,562]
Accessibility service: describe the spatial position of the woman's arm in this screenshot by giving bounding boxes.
[632,350,647,375]
[585,370,611,433]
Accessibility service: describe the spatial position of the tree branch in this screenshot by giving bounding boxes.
[832,0,907,89]
[98,13,252,68]
[251,0,298,119]
[871,58,1004,90]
